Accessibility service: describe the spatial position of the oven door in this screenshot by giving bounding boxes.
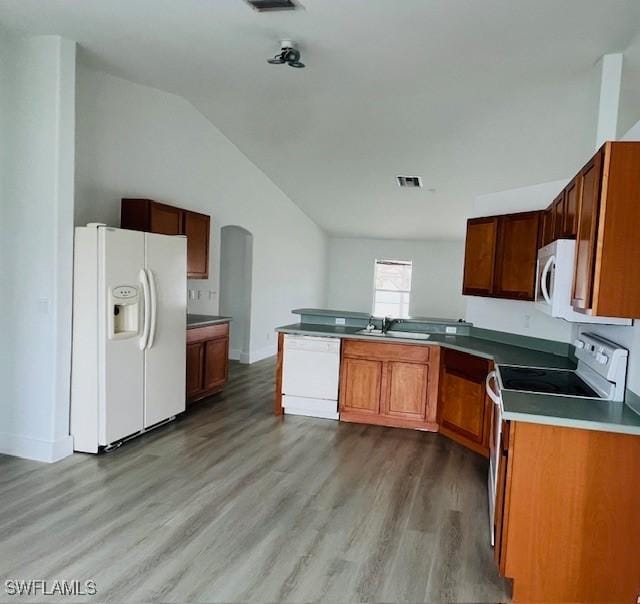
[486,370,502,547]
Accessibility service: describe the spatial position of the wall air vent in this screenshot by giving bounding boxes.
[396,176,423,188]
[245,0,299,11]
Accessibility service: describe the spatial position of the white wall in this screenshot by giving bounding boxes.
[75,65,327,362]
[0,32,76,462]
[326,237,466,320]
[219,226,253,362]
[465,180,576,343]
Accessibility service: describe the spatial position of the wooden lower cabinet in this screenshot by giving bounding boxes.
[186,342,205,399]
[383,361,430,421]
[495,421,640,602]
[339,340,439,431]
[438,349,492,457]
[186,322,229,404]
[340,358,383,415]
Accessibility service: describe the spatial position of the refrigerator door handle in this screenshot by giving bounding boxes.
[147,268,158,350]
[139,269,151,350]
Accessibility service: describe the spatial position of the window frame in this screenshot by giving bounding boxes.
[371,258,413,318]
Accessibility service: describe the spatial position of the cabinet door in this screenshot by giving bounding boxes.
[440,371,486,443]
[572,151,603,310]
[493,211,541,300]
[340,358,382,415]
[186,342,204,399]
[541,207,555,247]
[494,420,510,574]
[204,337,229,391]
[552,192,565,240]
[563,178,579,238]
[149,202,183,235]
[382,362,429,421]
[462,217,499,296]
[183,211,210,279]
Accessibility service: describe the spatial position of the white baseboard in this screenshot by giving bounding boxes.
[249,344,277,364]
[0,432,74,463]
[229,348,253,364]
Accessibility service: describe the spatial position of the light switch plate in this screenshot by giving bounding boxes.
[335,318,346,325]
[445,326,457,334]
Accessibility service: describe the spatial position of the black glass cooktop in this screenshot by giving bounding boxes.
[498,366,600,398]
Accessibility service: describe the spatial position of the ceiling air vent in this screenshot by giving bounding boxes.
[396,176,423,188]
[245,0,299,11]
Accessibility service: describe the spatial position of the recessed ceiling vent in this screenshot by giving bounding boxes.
[245,0,299,11]
[396,176,423,188]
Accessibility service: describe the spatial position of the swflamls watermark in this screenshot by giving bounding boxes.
[4,580,97,596]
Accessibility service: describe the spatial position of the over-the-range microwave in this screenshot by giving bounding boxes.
[535,240,631,325]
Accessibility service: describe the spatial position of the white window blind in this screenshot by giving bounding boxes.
[372,259,413,318]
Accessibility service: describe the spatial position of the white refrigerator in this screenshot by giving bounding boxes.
[71,224,187,453]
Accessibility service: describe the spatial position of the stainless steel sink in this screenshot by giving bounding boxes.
[355,329,430,340]
[385,331,430,340]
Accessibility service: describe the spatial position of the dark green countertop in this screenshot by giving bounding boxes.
[276,323,574,368]
[276,322,640,436]
[187,314,231,328]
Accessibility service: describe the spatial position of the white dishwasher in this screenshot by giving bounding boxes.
[282,335,340,420]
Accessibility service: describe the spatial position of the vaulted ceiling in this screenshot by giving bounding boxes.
[1,0,639,238]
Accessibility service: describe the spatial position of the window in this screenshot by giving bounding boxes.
[372,259,413,318]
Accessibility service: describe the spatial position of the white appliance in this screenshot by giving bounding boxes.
[71,225,187,453]
[498,333,629,402]
[535,240,631,325]
[282,335,340,420]
[485,370,502,547]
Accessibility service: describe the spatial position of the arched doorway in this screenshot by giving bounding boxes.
[219,225,253,363]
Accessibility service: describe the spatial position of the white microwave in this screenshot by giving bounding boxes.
[535,240,631,325]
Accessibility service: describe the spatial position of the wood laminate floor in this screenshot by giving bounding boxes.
[0,358,510,603]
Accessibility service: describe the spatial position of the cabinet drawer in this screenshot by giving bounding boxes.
[343,339,430,363]
[187,322,229,343]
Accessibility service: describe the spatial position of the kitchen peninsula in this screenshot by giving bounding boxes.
[274,308,640,603]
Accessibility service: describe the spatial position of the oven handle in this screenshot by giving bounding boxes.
[540,255,554,305]
[486,371,501,406]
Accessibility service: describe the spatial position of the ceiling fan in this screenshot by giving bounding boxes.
[267,40,305,68]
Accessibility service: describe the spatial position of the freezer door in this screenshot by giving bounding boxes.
[99,227,145,445]
[143,233,187,427]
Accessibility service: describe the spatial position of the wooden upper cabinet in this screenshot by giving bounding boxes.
[563,178,579,238]
[552,191,566,240]
[572,142,640,318]
[541,207,555,247]
[551,181,579,241]
[121,198,211,279]
[493,211,541,300]
[462,212,541,301]
[150,202,183,235]
[572,151,602,311]
[462,217,499,296]
[183,211,210,279]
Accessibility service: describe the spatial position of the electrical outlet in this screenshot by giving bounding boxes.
[197,290,203,300]
[445,326,457,335]
[524,314,531,329]
[335,318,346,325]
[188,289,196,301]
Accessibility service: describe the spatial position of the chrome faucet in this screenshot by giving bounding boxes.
[382,317,402,334]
